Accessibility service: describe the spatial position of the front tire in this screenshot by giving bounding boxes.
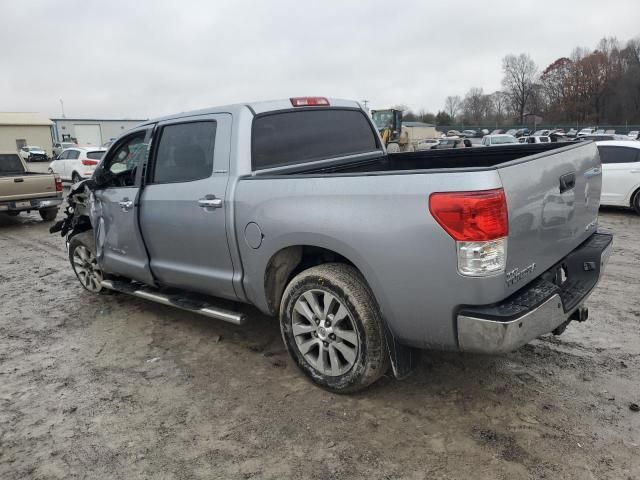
[68,231,105,293]
[280,263,389,393]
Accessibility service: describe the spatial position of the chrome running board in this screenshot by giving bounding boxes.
[100,280,247,325]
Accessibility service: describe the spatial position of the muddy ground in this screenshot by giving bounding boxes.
[0,186,639,479]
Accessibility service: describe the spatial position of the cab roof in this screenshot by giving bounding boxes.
[140,97,363,125]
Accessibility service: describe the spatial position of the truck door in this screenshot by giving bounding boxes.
[91,127,155,284]
[138,114,237,300]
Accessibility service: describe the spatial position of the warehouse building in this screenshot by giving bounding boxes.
[51,118,146,147]
[0,112,55,156]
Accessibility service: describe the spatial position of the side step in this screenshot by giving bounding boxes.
[100,280,247,325]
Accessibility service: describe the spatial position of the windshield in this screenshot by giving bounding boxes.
[371,111,394,130]
[493,135,517,144]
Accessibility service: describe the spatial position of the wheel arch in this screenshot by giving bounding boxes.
[263,244,364,317]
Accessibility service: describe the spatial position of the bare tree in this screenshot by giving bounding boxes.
[444,96,462,121]
[501,53,538,123]
[490,91,507,126]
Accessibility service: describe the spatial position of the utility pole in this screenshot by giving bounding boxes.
[59,99,66,119]
[361,99,369,112]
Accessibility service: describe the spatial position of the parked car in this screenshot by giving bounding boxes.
[19,146,48,162]
[481,134,519,146]
[577,127,596,137]
[101,139,116,149]
[480,128,490,136]
[461,129,477,138]
[52,97,611,393]
[53,142,78,159]
[446,130,462,137]
[533,129,551,136]
[0,151,63,221]
[514,128,530,138]
[414,139,439,151]
[575,134,630,142]
[431,138,466,149]
[566,128,578,138]
[627,131,639,140]
[596,140,640,214]
[519,136,551,144]
[505,129,518,136]
[490,129,504,135]
[48,147,107,184]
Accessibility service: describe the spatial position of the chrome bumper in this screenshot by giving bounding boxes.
[0,197,63,212]
[457,233,613,354]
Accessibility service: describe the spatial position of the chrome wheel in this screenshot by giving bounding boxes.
[72,245,103,292]
[292,289,359,377]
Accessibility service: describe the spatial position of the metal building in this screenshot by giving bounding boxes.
[51,118,146,147]
[0,113,55,156]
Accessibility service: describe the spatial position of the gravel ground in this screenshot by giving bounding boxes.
[0,181,639,479]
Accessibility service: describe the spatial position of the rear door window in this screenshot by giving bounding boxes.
[151,121,217,183]
[68,150,80,160]
[252,109,378,170]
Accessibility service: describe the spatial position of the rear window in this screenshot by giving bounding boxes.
[252,109,378,170]
[87,151,105,160]
[0,154,25,174]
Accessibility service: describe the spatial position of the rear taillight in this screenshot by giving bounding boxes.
[81,159,98,166]
[429,188,508,276]
[55,176,63,192]
[290,97,330,107]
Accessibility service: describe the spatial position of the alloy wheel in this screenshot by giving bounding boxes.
[72,245,103,292]
[292,289,359,376]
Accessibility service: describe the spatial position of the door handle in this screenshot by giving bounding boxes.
[198,196,223,209]
[118,199,134,211]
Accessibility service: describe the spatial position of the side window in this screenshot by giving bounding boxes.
[151,121,216,183]
[598,146,639,164]
[99,131,149,187]
[68,150,80,160]
[59,151,69,160]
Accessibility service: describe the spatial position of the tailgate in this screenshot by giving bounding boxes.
[498,142,601,291]
[0,174,58,201]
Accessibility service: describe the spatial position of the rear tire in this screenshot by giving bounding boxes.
[280,263,389,393]
[39,208,58,221]
[68,231,106,294]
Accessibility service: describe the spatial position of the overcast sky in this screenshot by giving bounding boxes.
[1,0,639,119]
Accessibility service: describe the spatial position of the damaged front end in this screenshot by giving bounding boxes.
[49,180,96,242]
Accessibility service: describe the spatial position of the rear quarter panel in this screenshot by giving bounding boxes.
[235,170,506,350]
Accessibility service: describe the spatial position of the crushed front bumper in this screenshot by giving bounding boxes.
[457,232,613,354]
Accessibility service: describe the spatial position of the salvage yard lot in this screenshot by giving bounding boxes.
[0,201,639,479]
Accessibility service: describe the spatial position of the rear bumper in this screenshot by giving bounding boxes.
[0,197,63,212]
[457,232,613,354]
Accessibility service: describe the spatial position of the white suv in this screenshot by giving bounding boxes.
[48,147,106,183]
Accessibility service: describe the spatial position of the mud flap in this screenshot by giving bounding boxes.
[383,323,420,380]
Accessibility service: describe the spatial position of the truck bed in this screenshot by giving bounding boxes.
[282,143,569,175]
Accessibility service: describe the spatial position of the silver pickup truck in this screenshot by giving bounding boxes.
[52,97,612,392]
